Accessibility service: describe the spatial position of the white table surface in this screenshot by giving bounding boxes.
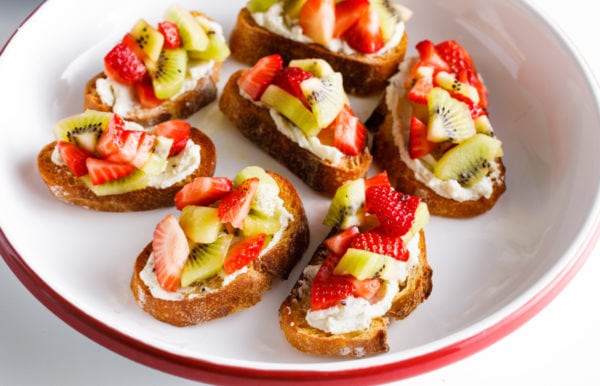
[1,1,599,385]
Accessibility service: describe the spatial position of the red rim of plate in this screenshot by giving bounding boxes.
[1,217,598,385]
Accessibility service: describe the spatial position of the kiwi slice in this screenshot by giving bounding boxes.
[301,72,346,129]
[261,84,321,137]
[150,48,187,100]
[130,19,164,62]
[427,87,476,143]
[54,110,112,154]
[434,71,480,104]
[180,234,233,287]
[323,178,366,229]
[188,16,231,62]
[282,0,308,23]
[333,248,401,280]
[289,58,335,77]
[434,133,503,186]
[247,0,279,13]
[164,5,209,52]
[474,115,494,135]
[370,0,401,41]
[80,169,148,196]
[233,166,277,189]
[179,206,223,244]
[242,213,281,238]
[141,136,173,175]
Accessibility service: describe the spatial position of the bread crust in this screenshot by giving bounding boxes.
[219,70,372,196]
[130,171,310,327]
[279,229,431,357]
[37,127,216,212]
[229,8,408,95]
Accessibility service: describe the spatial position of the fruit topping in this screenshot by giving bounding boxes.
[301,72,346,128]
[153,214,190,291]
[409,115,437,159]
[261,84,321,136]
[365,184,420,237]
[181,234,233,287]
[333,0,370,38]
[218,177,260,229]
[158,21,182,49]
[56,141,91,178]
[323,178,365,228]
[329,105,367,156]
[434,71,479,105]
[350,231,408,261]
[223,233,267,274]
[54,110,112,154]
[324,225,360,255]
[238,54,284,101]
[164,4,208,52]
[179,206,223,244]
[153,119,191,156]
[149,48,187,100]
[174,176,233,210]
[85,158,136,186]
[104,41,147,84]
[342,7,383,53]
[333,247,402,280]
[272,66,314,108]
[427,87,475,143]
[299,0,335,46]
[130,19,164,62]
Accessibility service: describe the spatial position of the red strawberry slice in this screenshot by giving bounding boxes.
[238,54,283,101]
[104,41,147,84]
[350,231,409,261]
[329,105,367,156]
[174,176,233,210]
[223,233,266,274]
[56,140,91,177]
[96,113,126,158]
[135,76,163,108]
[130,132,156,169]
[154,120,191,156]
[365,171,390,190]
[333,0,370,38]
[158,21,182,49]
[218,177,260,229]
[414,40,451,72]
[299,0,335,46]
[407,75,433,104]
[86,157,136,185]
[365,184,421,237]
[104,129,143,164]
[152,214,190,292]
[342,8,383,54]
[458,67,488,109]
[311,274,354,311]
[409,116,437,159]
[272,66,313,108]
[324,226,360,255]
[349,276,381,300]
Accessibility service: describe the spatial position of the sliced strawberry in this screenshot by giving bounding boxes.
[407,75,434,104]
[365,171,390,190]
[223,233,266,274]
[272,66,313,108]
[316,124,335,146]
[324,226,360,255]
[152,214,190,292]
[299,0,335,46]
[174,176,233,210]
[158,21,181,49]
[130,132,156,169]
[414,40,451,72]
[135,76,163,108]
[365,184,421,237]
[333,0,370,38]
[409,116,437,159]
[154,120,191,156]
[104,41,147,84]
[218,177,260,229]
[311,274,354,311]
[56,141,91,177]
[458,67,488,109]
[96,113,126,158]
[104,129,143,164]
[86,157,136,185]
[329,105,366,156]
[350,231,408,261]
[238,54,283,101]
[342,8,383,54]
[121,33,146,61]
[349,276,381,300]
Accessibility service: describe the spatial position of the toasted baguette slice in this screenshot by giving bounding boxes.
[130,171,310,327]
[279,229,432,357]
[229,8,408,95]
[219,70,372,196]
[37,128,216,212]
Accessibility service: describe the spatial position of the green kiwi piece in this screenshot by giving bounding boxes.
[301,72,346,129]
[188,16,231,62]
[474,115,494,135]
[289,58,335,77]
[434,71,480,104]
[233,166,277,189]
[242,213,282,238]
[179,206,223,244]
[80,169,149,196]
[333,248,401,280]
[150,48,187,100]
[323,178,365,229]
[434,133,503,186]
[130,19,164,62]
[180,234,233,287]
[427,87,476,143]
[282,0,308,23]
[247,0,279,13]
[261,84,321,137]
[54,110,112,154]
[141,136,173,175]
[370,0,401,41]
[164,5,208,52]
[234,166,281,217]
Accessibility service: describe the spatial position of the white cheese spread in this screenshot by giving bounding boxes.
[147,139,200,189]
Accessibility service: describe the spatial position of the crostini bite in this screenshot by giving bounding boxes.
[37,110,216,211]
[219,54,372,195]
[367,39,506,217]
[131,166,309,327]
[229,0,411,95]
[85,5,230,126]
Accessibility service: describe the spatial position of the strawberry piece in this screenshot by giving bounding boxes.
[272,66,313,108]
[365,171,390,190]
[96,113,126,158]
[152,214,190,292]
[238,54,283,101]
[56,141,91,177]
[365,184,421,237]
[135,76,163,108]
[333,0,370,38]
[121,33,146,61]
[104,130,143,164]
[131,132,156,169]
[349,276,381,300]
[223,233,267,274]
[299,0,335,46]
[459,67,488,109]
[409,116,437,159]
[218,177,260,229]
[86,157,136,185]
[342,8,383,54]
[158,21,181,49]
[324,226,360,255]
[414,40,451,72]
[174,176,233,210]
[350,231,409,261]
[329,105,366,156]
[407,75,434,104]
[154,120,191,156]
[104,41,147,84]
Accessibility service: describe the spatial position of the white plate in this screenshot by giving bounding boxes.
[1,0,599,384]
